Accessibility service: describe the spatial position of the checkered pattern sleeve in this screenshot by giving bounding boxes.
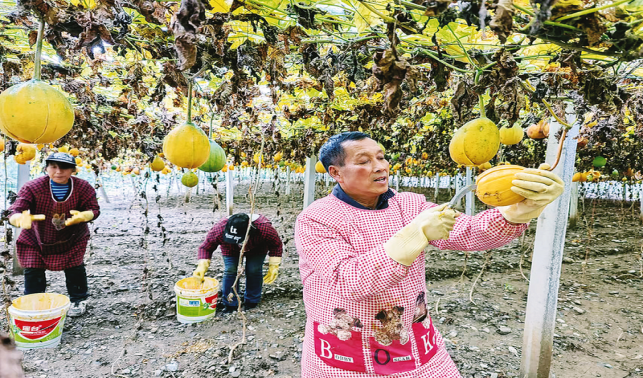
[197,218,226,260]
[258,222,283,258]
[422,203,528,251]
[296,211,410,302]
[8,182,37,216]
[75,179,100,219]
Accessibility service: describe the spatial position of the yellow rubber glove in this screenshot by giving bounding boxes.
[64,210,95,227]
[384,204,458,266]
[9,210,46,230]
[498,164,565,224]
[193,259,210,281]
[263,256,281,284]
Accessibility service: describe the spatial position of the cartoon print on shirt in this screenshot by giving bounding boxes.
[51,213,66,231]
[317,308,363,341]
[413,292,428,323]
[374,306,409,346]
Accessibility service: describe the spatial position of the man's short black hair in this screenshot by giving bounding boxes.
[319,132,371,171]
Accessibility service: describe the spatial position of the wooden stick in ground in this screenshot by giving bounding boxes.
[469,251,491,305]
[227,135,265,365]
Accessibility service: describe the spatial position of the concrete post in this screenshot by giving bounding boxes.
[465,167,474,215]
[13,162,30,275]
[520,105,579,378]
[226,169,234,215]
[303,156,316,209]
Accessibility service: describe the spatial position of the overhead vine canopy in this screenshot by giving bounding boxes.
[1,0,642,177]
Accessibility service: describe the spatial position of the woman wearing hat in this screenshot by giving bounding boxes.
[8,152,100,317]
[192,213,283,313]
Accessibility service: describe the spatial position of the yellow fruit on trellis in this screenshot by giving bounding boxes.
[161,167,171,175]
[0,137,4,153]
[273,152,283,162]
[58,146,69,153]
[499,124,524,145]
[421,152,428,160]
[133,167,141,175]
[315,161,326,173]
[0,80,74,144]
[150,156,165,172]
[229,164,235,170]
[162,122,210,169]
[69,148,80,157]
[83,164,90,169]
[253,153,264,165]
[158,152,165,158]
[36,144,44,150]
[449,118,500,166]
[14,143,36,164]
[115,166,122,172]
[221,165,228,173]
[475,165,525,206]
[75,157,82,166]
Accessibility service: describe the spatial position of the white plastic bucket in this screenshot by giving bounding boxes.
[174,277,219,324]
[8,293,71,350]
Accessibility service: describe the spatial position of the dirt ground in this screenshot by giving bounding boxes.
[1,175,642,378]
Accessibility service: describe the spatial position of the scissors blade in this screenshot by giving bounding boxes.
[447,183,477,208]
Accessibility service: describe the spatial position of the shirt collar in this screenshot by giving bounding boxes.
[332,184,395,210]
[50,179,70,187]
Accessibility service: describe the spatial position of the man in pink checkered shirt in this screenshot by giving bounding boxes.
[295,132,564,377]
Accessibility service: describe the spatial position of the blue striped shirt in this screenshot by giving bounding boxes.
[50,180,71,201]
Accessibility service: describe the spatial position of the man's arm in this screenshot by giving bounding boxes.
[422,202,528,251]
[197,220,224,259]
[260,223,283,258]
[296,213,410,303]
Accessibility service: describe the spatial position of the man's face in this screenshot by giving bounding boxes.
[329,138,389,199]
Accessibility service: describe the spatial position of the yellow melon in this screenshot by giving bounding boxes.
[475,165,525,206]
[162,122,210,169]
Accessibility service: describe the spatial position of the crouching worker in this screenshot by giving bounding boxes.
[8,152,100,317]
[193,213,283,313]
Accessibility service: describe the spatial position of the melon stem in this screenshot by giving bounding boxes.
[478,94,486,118]
[187,80,193,123]
[34,16,45,81]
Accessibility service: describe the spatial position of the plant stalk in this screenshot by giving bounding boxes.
[555,0,631,21]
[187,80,193,123]
[34,16,45,80]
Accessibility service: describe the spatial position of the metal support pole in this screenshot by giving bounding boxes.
[303,156,317,209]
[569,181,578,229]
[12,162,30,275]
[520,105,579,378]
[226,169,234,215]
[465,167,474,216]
[395,172,400,192]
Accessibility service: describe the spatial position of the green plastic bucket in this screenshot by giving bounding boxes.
[174,277,219,324]
[8,293,71,350]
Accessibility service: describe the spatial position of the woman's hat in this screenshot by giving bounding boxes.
[45,152,76,167]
